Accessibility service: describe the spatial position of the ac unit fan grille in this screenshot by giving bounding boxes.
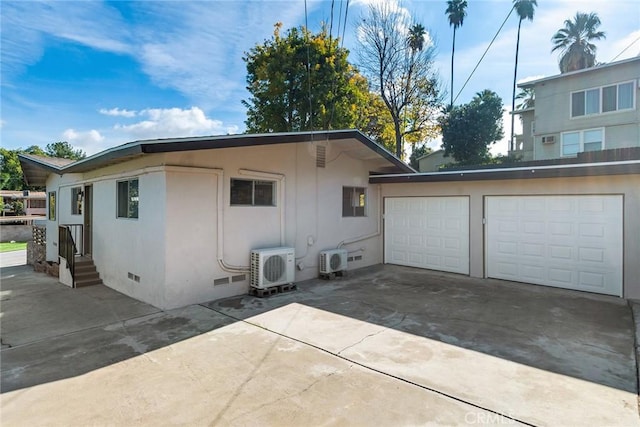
[330,253,341,270]
[264,255,286,282]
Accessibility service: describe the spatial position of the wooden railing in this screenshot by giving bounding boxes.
[59,224,82,283]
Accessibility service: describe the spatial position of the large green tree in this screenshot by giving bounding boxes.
[439,90,504,165]
[243,24,370,133]
[357,3,443,159]
[45,141,86,160]
[510,0,537,151]
[551,12,606,73]
[445,0,468,106]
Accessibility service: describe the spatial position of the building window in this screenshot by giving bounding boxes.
[71,187,82,215]
[48,192,56,220]
[30,199,46,208]
[561,128,604,156]
[117,178,139,219]
[342,187,366,217]
[230,179,276,206]
[571,81,635,117]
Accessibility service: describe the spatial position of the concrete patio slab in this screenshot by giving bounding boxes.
[1,263,638,426]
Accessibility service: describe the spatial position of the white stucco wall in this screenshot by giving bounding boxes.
[380,173,640,300]
[43,140,388,309]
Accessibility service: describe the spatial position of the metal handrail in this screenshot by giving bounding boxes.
[58,224,82,285]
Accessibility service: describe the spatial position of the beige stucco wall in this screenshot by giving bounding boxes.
[380,173,640,299]
[530,60,639,160]
[45,141,386,309]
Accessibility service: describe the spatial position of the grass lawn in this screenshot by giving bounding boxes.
[0,242,27,253]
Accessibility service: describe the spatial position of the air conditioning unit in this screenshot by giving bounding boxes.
[319,249,348,274]
[541,135,555,144]
[250,247,295,289]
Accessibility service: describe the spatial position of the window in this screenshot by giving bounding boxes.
[48,192,56,220]
[571,81,635,117]
[30,199,46,208]
[342,187,366,217]
[561,129,604,156]
[230,179,275,206]
[71,187,82,215]
[117,178,139,219]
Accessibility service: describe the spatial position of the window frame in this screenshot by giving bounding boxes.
[570,80,636,118]
[71,187,82,215]
[561,128,605,157]
[116,178,139,219]
[342,186,367,217]
[48,191,56,221]
[230,178,276,207]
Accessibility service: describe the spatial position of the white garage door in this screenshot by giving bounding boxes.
[486,195,623,296]
[384,197,469,274]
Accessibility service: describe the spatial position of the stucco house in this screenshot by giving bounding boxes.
[511,56,639,161]
[19,130,640,309]
[416,149,449,172]
[19,130,412,309]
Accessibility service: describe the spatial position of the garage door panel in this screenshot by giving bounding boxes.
[385,197,469,275]
[487,195,622,296]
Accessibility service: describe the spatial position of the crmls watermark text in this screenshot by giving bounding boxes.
[464,412,516,425]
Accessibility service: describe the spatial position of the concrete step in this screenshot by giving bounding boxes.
[73,256,102,288]
[75,278,103,287]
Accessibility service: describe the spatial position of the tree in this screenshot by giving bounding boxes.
[409,143,430,170]
[551,12,606,73]
[0,149,24,191]
[357,3,443,159]
[510,0,537,151]
[243,24,371,133]
[515,87,535,110]
[445,0,468,106]
[439,90,504,165]
[45,141,86,160]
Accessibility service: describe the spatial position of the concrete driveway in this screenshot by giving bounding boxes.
[1,264,638,426]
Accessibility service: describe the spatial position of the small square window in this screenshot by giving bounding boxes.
[230,179,275,206]
[71,187,82,215]
[342,187,366,217]
[117,178,139,219]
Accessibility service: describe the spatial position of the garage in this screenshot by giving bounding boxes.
[384,197,469,274]
[486,195,623,296]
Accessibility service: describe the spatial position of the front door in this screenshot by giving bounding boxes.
[83,185,93,256]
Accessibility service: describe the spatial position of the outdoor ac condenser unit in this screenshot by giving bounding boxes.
[319,249,348,274]
[250,247,295,289]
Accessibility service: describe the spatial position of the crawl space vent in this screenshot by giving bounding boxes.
[316,145,326,168]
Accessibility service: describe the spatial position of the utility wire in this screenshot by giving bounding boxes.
[453,6,514,104]
[609,35,640,62]
[341,0,350,49]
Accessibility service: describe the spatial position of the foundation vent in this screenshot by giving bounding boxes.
[214,277,230,286]
[232,274,247,283]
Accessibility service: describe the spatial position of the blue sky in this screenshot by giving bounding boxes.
[1,0,639,156]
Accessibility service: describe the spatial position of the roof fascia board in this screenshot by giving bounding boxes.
[370,160,640,183]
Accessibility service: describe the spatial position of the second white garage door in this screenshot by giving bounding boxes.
[384,197,469,274]
[486,195,623,296]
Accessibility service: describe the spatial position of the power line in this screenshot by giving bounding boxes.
[453,6,514,104]
[304,0,314,134]
[341,0,350,49]
[609,35,640,62]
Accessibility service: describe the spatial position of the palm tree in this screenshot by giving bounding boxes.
[408,24,426,52]
[515,87,535,110]
[510,0,537,151]
[445,0,468,106]
[551,12,606,73]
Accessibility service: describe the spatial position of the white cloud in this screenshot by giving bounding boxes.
[62,129,105,149]
[114,107,239,140]
[99,108,137,118]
